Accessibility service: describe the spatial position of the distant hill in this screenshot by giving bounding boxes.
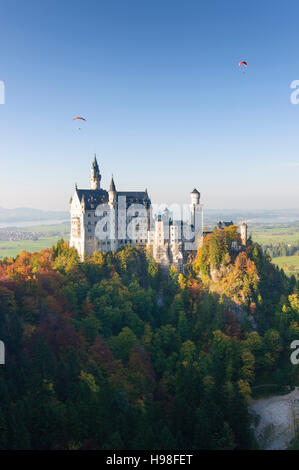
[204,208,299,227]
[0,207,69,224]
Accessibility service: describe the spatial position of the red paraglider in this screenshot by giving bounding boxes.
[239,61,248,74]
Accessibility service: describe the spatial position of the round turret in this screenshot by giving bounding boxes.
[190,188,200,205]
[240,222,248,246]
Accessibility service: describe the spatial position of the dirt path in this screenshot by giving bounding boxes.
[250,387,299,450]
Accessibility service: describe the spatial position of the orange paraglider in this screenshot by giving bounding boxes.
[73,116,86,130]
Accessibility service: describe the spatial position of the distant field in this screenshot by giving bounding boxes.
[0,237,67,259]
[273,255,299,270]
[250,223,299,245]
[21,223,69,233]
[0,223,70,259]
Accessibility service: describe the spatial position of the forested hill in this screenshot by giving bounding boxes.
[0,225,298,450]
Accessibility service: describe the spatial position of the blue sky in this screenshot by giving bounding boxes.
[0,0,299,210]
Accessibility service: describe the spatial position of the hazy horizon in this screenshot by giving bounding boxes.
[2,205,299,214]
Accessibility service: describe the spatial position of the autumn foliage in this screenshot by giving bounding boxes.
[0,236,298,449]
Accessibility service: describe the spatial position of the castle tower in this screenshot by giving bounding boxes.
[152,215,170,269]
[240,222,248,246]
[189,188,203,250]
[108,175,116,205]
[108,175,118,249]
[190,188,200,227]
[90,155,101,190]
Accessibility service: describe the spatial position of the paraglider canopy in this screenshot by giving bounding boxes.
[73,117,86,121]
[73,116,86,131]
[238,61,247,75]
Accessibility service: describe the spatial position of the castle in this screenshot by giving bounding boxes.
[69,157,203,271]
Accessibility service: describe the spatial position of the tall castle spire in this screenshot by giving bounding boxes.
[109,174,116,205]
[109,175,116,192]
[90,154,101,190]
